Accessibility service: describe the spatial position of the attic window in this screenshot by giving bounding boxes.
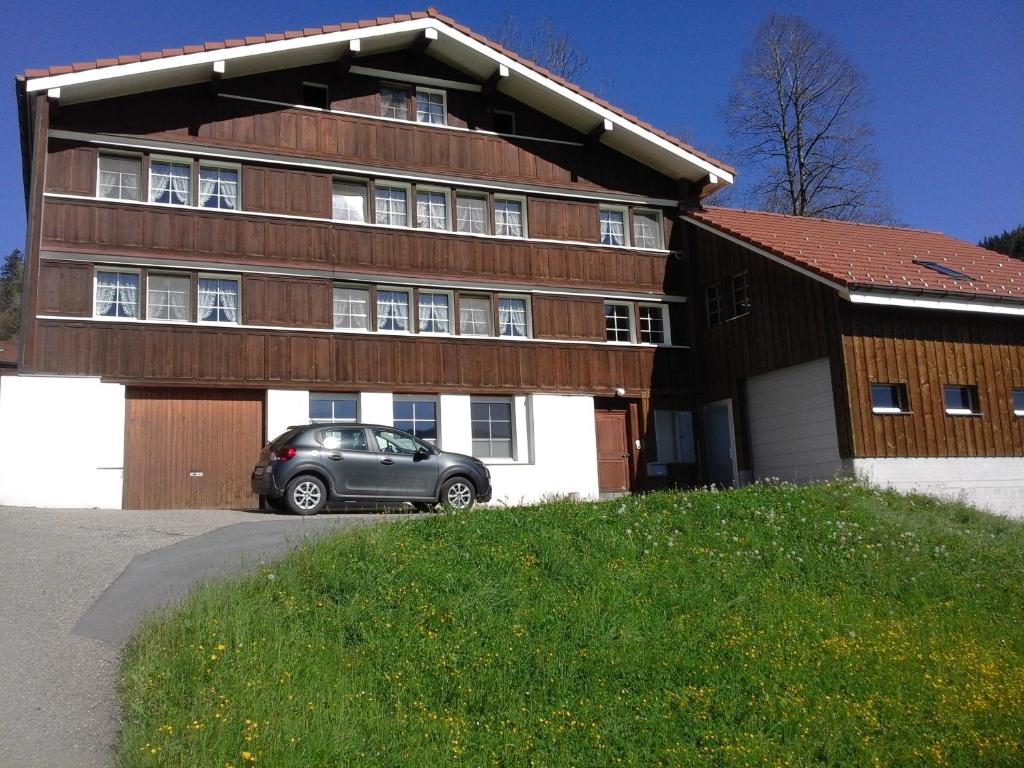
[913,259,976,281]
[302,82,330,110]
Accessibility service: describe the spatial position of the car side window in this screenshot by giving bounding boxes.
[372,428,420,455]
[321,428,369,451]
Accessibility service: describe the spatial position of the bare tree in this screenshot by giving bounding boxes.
[723,13,893,222]
[490,13,589,82]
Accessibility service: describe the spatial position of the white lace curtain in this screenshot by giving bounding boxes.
[151,163,191,205]
[419,295,450,332]
[499,298,526,337]
[96,272,138,317]
[377,291,409,331]
[601,211,625,245]
[199,169,238,209]
[199,279,238,323]
[457,197,486,234]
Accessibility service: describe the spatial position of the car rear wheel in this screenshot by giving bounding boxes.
[440,477,475,510]
[285,475,327,516]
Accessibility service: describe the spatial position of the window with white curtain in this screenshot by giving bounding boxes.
[498,296,529,338]
[600,207,627,246]
[198,165,239,210]
[418,291,452,334]
[150,159,192,206]
[459,295,492,336]
[94,270,139,319]
[637,303,669,345]
[416,189,449,230]
[376,289,411,332]
[309,393,358,423]
[632,210,663,249]
[494,196,525,237]
[415,88,446,125]
[375,184,409,226]
[198,276,240,324]
[147,274,191,322]
[97,155,141,201]
[333,286,370,330]
[332,180,367,223]
[456,193,488,234]
[394,398,439,443]
[380,85,410,119]
[471,398,514,458]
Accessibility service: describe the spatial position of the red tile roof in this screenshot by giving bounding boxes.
[21,7,732,176]
[688,207,1024,302]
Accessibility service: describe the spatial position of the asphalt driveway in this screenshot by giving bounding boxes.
[0,506,399,768]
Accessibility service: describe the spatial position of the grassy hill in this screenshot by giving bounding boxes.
[119,482,1024,767]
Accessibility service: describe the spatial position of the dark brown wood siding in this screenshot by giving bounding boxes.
[40,198,673,292]
[123,388,263,509]
[527,198,601,242]
[690,224,850,471]
[36,260,92,316]
[531,296,605,341]
[840,304,1024,458]
[242,275,333,329]
[29,319,690,396]
[242,165,333,218]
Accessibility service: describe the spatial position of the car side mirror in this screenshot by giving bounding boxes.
[415,446,430,460]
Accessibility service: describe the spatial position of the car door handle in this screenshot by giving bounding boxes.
[329,454,343,461]
[380,458,394,465]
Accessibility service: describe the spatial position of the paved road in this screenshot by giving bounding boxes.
[0,507,398,768]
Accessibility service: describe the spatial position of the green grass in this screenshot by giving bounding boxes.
[119,481,1024,767]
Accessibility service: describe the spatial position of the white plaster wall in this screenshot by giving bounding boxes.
[360,392,393,426]
[265,389,309,440]
[436,393,599,506]
[853,457,1024,519]
[0,376,125,508]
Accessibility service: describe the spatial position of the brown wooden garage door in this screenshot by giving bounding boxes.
[123,388,264,509]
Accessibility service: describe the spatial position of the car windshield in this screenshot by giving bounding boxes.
[371,428,433,455]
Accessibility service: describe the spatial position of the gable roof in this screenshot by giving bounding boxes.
[686,207,1024,304]
[17,7,732,187]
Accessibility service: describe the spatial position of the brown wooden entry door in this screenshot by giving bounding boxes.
[123,388,264,509]
[595,409,631,493]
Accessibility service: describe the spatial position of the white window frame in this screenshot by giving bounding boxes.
[493,194,528,238]
[309,392,359,424]
[943,384,980,416]
[148,154,193,207]
[636,302,671,346]
[380,83,411,120]
[705,284,723,326]
[599,205,630,247]
[632,208,664,250]
[414,185,452,231]
[197,161,241,211]
[374,181,412,227]
[393,395,441,445]
[732,272,751,318]
[375,286,413,334]
[196,273,241,326]
[1013,388,1024,417]
[870,383,909,415]
[603,301,634,344]
[93,267,142,321]
[145,272,192,323]
[301,81,330,110]
[454,191,490,235]
[332,177,369,224]
[470,395,517,461]
[96,152,143,201]
[332,283,372,331]
[458,294,494,337]
[497,293,532,339]
[414,86,447,126]
[416,289,455,335]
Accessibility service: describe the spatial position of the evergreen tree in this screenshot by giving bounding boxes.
[0,249,24,340]
[979,225,1024,260]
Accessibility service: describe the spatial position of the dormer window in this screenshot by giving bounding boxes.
[913,260,976,281]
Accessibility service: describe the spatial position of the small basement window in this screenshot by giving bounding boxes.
[870,383,909,414]
[913,259,976,281]
[301,82,330,110]
[1012,388,1024,417]
[943,384,980,415]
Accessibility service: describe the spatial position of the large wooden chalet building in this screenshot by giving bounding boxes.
[6,9,1024,515]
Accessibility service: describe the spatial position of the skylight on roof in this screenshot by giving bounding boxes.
[912,259,976,281]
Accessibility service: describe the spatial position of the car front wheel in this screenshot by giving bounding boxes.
[440,477,475,510]
[285,475,328,516]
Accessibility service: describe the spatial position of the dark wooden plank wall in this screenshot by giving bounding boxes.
[40,198,674,292]
[50,59,680,197]
[36,260,92,316]
[840,305,1024,458]
[30,319,691,396]
[690,225,851,469]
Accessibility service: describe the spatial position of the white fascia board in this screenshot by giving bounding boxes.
[848,291,1024,317]
[24,18,432,93]
[27,16,733,185]
[683,215,847,294]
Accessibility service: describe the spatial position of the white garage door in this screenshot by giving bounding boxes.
[746,358,843,483]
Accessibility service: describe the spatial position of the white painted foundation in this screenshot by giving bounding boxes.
[852,457,1024,519]
[0,376,126,508]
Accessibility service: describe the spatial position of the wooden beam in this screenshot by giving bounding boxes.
[587,118,613,145]
[412,27,439,53]
[481,63,510,95]
[685,173,723,203]
[211,60,226,79]
[337,39,361,78]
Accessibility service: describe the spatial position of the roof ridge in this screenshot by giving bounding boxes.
[699,205,955,238]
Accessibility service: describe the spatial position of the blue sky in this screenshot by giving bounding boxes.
[2,0,1021,252]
